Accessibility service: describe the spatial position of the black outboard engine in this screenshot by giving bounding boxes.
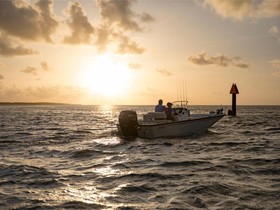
[118,110,138,137]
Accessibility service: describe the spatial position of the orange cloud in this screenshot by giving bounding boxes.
[188,52,250,68]
[21,66,38,76]
[116,35,145,54]
[129,63,141,69]
[156,68,173,76]
[40,61,51,71]
[0,34,38,57]
[204,0,280,20]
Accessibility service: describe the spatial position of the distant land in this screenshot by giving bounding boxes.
[0,102,71,106]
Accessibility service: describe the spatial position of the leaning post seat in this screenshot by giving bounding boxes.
[143,112,167,122]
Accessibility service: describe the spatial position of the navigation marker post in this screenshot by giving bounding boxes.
[228,83,239,116]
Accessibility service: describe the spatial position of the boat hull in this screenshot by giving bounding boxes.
[137,114,224,139]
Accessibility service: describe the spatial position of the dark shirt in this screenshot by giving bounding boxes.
[165,107,173,120]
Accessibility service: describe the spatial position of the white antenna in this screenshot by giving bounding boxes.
[176,77,179,102]
[184,72,188,105]
[174,71,188,107]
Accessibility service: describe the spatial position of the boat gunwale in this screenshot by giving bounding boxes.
[138,114,225,127]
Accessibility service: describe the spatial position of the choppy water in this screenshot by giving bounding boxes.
[0,105,279,210]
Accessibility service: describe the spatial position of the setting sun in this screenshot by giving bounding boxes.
[79,55,132,97]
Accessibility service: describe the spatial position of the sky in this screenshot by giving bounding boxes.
[0,0,280,105]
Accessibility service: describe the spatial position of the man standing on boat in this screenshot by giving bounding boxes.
[155,99,166,112]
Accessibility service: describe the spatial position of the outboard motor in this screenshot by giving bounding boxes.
[118,110,138,137]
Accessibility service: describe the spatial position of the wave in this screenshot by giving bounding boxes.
[116,183,157,194]
[53,201,105,210]
[69,149,115,159]
[1,105,280,209]
[0,164,65,192]
[160,160,210,167]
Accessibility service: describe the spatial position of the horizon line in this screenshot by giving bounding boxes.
[0,102,280,106]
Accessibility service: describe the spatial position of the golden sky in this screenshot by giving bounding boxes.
[0,0,280,105]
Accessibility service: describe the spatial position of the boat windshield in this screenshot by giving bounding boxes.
[172,100,188,108]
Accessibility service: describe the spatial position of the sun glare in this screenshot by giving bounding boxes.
[80,55,132,97]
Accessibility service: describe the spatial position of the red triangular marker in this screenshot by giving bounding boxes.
[230,83,239,94]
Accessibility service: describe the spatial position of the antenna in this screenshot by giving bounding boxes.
[174,71,189,108]
[176,77,179,102]
[184,72,188,106]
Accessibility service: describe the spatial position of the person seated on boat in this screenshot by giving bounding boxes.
[165,102,173,120]
[155,99,166,112]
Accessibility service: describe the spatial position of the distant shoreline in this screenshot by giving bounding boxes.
[0,102,71,106]
[0,102,279,106]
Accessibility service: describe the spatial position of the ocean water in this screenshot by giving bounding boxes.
[0,105,279,210]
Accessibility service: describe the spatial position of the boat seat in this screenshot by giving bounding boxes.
[143,112,167,122]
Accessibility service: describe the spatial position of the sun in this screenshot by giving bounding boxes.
[80,54,132,97]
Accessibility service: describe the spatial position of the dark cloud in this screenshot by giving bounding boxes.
[35,0,59,43]
[188,52,250,68]
[40,61,51,71]
[0,0,58,42]
[116,35,145,54]
[156,68,173,76]
[0,0,153,55]
[97,0,141,31]
[96,0,154,32]
[139,12,155,22]
[21,66,38,76]
[0,74,3,80]
[63,1,94,44]
[0,34,38,57]
[94,0,154,53]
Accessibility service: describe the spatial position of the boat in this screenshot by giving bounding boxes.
[117,101,225,139]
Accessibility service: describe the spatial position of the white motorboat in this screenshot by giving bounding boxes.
[117,101,225,139]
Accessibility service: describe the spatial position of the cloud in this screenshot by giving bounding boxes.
[0,0,153,55]
[21,66,38,76]
[0,0,58,42]
[0,74,3,80]
[35,0,59,43]
[0,85,89,104]
[188,52,250,68]
[95,0,154,53]
[156,68,173,76]
[129,63,141,69]
[95,25,111,53]
[116,35,145,54]
[97,0,141,31]
[0,34,38,57]
[40,61,51,71]
[139,12,155,23]
[269,26,280,43]
[204,0,280,20]
[63,1,94,44]
[21,62,53,76]
[270,59,280,69]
